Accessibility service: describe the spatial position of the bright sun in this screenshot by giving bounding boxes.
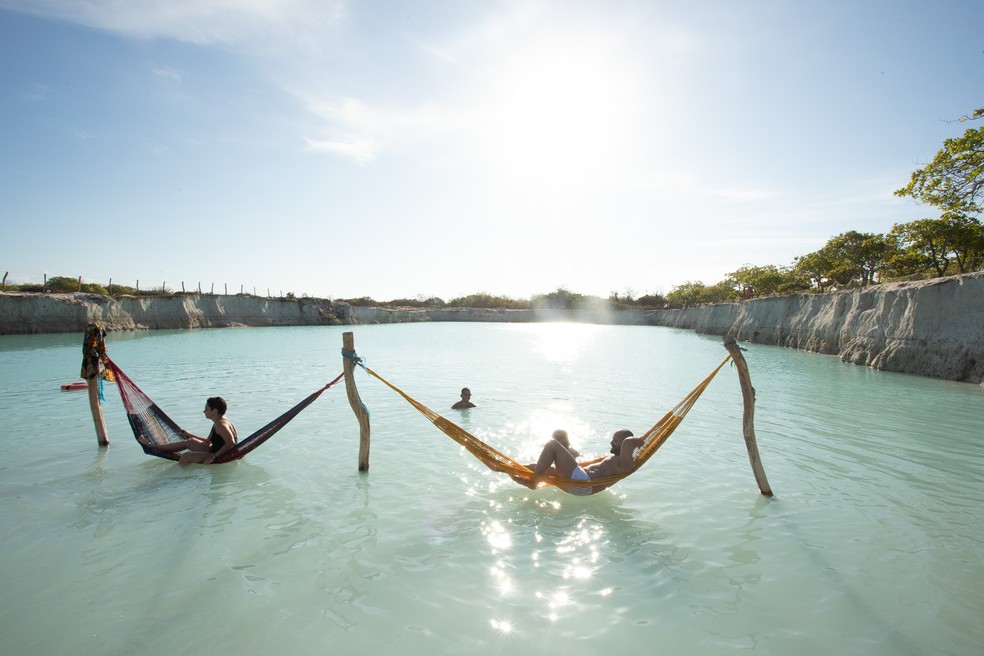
[469,28,644,187]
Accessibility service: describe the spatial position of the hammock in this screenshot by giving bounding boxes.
[356,354,733,495]
[103,356,343,463]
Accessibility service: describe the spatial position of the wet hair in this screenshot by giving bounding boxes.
[461,388,471,396]
[206,396,228,415]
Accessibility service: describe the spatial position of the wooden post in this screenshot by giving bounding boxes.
[82,324,110,447]
[723,336,773,496]
[88,377,110,446]
[342,332,371,472]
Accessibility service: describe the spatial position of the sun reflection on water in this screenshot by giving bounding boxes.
[490,619,513,634]
[521,322,609,364]
[482,520,514,552]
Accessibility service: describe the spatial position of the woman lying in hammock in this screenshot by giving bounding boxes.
[137,396,238,465]
[530,428,641,487]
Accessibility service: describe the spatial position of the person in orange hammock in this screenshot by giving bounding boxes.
[530,428,641,483]
[137,396,238,464]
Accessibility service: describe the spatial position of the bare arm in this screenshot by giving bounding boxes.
[179,428,206,442]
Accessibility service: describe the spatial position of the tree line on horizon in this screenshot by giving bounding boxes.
[5,108,981,310]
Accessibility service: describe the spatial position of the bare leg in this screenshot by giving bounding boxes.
[137,437,208,452]
[138,437,190,452]
[533,440,579,477]
[179,451,216,465]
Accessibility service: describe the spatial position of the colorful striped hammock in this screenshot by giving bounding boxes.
[103,356,343,463]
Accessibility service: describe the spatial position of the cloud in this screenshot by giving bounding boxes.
[152,66,182,82]
[0,0,347,46]
[15,83,52,101]
[301,96,455,164]
[303,136,377,165]
[627,170,778,202]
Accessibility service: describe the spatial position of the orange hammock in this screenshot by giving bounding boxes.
[359,354,733,495]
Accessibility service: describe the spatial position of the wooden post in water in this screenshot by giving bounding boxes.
[723,336,773,496]
[82,324,110,447]
[342,332,371,472]
[88,378,110,446]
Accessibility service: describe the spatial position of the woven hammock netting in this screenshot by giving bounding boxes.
[360,353,733,495]
[103,356,342,463]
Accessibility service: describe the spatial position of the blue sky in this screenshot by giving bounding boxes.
[1,0,982,301]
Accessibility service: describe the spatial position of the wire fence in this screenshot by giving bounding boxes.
[1,272,302,300]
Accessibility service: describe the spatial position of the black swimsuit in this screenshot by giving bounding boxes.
[207,427,229,454]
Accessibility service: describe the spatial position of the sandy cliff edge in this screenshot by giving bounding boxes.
[0,293,341,333]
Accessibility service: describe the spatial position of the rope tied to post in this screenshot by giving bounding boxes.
[341,348,367,371]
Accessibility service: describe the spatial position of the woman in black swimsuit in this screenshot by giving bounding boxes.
[137,396,238,464]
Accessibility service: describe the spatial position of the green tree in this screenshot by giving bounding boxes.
[45,276,82,293]
[634,293,668,309]
[818,231,895,287]
[666,280,734,307]
[947,214,984,273]
[793,249,836,292]
[889,214,984,276]
[532,288,584,310]
[895,107,984,215]
[727,264,808,297]
[447,292,527,309]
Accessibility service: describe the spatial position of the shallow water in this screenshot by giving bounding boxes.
[1,323,982,655]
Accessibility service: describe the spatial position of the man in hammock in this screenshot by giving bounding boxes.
[137,396,238,464]
[531,428,641,483]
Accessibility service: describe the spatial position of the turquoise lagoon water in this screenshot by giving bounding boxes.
[1,323,982,655]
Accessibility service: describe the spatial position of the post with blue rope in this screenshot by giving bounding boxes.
[81,323,111,447]
[342,332,371,472]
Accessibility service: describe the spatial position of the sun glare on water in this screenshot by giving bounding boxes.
[528,322,607,363]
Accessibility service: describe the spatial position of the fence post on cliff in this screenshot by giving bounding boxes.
[723,336,773,496]
[342,332,371,472]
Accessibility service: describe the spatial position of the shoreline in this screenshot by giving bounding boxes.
[2,271,982,385]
